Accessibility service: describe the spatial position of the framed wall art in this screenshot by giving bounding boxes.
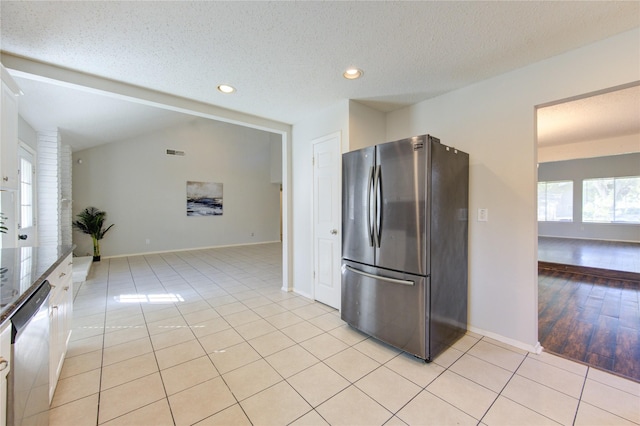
[187,181,223,216]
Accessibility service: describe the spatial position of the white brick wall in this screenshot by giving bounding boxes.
[37,131,61,246]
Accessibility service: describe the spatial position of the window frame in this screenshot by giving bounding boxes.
[582,175,640,224]
[538,179,574,222]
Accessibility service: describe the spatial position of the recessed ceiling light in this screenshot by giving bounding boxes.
[217,84,236,94]
[343,67,363,80]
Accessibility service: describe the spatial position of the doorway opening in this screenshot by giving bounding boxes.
[8,66,292,292]
[536,82,640,382]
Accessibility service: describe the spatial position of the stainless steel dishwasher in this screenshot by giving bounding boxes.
[8,281,51,426]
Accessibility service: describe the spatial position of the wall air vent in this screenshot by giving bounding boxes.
[166,149,185,156]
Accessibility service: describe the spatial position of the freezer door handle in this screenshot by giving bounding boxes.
[373,165,382,248]
[367,166,375,247]
[344,265,415,286]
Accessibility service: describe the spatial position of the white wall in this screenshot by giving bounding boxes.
[348,100,387,151]
[72,118,281,257]
[18,116,37,150]
[290,100,388,298]
[270,133,283,183]
[384,28,640,350]
[538,132,640,163]
[291,100,349,298]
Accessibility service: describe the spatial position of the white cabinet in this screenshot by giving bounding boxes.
[48,254,73,402]
[0,322,11,426]
[0,66,20,191]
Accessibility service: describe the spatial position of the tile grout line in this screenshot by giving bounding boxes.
[571,365,590,426]
[127,254,178,426]
[96,259,111,426]
[62,247,286,425]
[149,248,265,424]
[474,350,562,426]
[171,245,344,423]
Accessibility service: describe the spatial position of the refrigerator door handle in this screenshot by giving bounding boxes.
[345,265,415,286]
[367,166,375,247]
[374,165,382,247]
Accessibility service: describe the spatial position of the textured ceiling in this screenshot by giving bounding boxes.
[12,76,196,151]
[1,1,639,150]
[538,85,640,147]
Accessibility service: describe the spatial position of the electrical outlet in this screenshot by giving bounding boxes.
[477,208,489,222]
[250,232,254,237]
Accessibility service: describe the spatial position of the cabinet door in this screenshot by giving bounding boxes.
[61,259,73,349]
[58,255,73,347]
[1,80,19,191]
[0,323,11,426]
[48,255,73,402]
[49,289,63,403]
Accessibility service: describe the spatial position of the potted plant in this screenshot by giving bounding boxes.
[0,214,6,281]
[0,213,7,234]
[72,207,114,261]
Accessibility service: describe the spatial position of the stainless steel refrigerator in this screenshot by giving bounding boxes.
[341,134,469,361]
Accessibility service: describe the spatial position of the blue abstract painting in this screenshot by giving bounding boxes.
[187,181,223,216]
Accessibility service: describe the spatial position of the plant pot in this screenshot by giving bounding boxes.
[93,255,101,262]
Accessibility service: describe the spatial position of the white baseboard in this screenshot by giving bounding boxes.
[468,325,543,354]
[103,240,282,259]
[292,288,313,300]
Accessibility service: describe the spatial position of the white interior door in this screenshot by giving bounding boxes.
[313,132,341,309]
[17,144,37,247]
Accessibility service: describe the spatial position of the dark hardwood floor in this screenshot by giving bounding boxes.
[538,237,640,382]
[539,236,640,280]
[538,270,639,382]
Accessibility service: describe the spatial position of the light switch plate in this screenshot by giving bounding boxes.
[478,208,489,222]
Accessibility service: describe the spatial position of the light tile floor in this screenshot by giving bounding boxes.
[51,243,640,426]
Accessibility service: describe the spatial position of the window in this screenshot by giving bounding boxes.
[19,247,33,292]
[19,156,34,228]
[538,180,573,222]
[583,176,640,224]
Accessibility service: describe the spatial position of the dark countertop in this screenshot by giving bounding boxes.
[0,245,74,327]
